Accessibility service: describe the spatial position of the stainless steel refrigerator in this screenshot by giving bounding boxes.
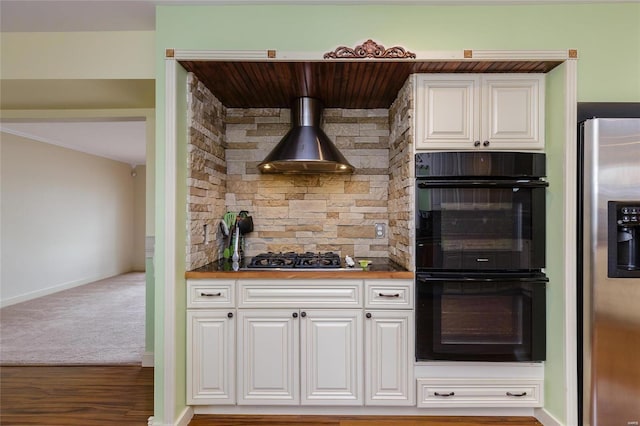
[579,118,640,426]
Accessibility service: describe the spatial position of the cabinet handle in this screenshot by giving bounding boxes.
[366,313,372,319]
[292,312,298,318]
[227,312,233,319]
[378,293,400,298]
[473,141,481,147]
[483,140,490,147]
[434,392,455,397]
[300,311,307,318]
[506,391,527,397]
[200,292,222,297]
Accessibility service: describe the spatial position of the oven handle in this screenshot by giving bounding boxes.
[417,274,549,283]
[417,179,548,189]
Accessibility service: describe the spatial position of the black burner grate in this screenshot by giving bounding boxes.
[247,252,341,269]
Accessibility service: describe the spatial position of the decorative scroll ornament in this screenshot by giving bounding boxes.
[323,39,416,59]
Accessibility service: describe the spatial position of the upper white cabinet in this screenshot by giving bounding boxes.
[415,73,545,151]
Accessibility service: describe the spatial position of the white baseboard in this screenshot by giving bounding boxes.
[176,407,193,426]
[536,407,564,426]
[0,274,116,307]
[142,351,154,367]
[147,407,193,426]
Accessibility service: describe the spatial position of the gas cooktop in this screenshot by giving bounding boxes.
[246,252,344,270]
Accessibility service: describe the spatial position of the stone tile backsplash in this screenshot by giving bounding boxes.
[225,107,390,259]
[187,73,414,271]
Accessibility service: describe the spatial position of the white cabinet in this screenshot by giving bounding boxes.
[237,309,299,405]
[188,278,417,409]
[301,309,363,405]
[364,280,414,406]
[417,378,543,408]
[187,309,236,405]
[237,308,363,405]
[236,280,365,406]
[187,280,236,405]
[415,74,545,151]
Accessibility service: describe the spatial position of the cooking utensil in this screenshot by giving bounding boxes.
[219,219,229,237]
[223,212,236,230]
[232,225,240,271]
[237,215,253,234]
[222,212,236,259]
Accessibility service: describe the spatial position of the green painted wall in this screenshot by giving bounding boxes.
[545,62,569,422]
[155,3,639,425]
[157,4,640,101]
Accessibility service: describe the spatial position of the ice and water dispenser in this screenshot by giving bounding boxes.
[608,201,640,277]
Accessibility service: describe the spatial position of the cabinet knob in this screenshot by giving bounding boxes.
[292,312,298,318]
[474,140,481,147]
[366,312,372,319]
[227,312,233,318]
[300,311,307,318]
[483,140,490,147]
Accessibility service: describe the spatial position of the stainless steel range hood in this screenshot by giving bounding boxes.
[258,97,354,174]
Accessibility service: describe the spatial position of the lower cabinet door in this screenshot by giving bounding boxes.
[187,310,235,405]
[237,309,300,405]
[365,310,414,405]
[300,309,363,405]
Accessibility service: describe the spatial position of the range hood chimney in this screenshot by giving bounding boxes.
[258,97,355,174]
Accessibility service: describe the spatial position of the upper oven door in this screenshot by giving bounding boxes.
[416,179,548,272]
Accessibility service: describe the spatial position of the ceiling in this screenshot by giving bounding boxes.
[0,120,147,166]
[0,1,157,32]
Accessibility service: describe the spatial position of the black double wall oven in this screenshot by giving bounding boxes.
[415,152,548,362]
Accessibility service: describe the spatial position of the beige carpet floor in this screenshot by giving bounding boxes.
[0,272,145,365]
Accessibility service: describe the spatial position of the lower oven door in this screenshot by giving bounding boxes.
[416,273,547,362]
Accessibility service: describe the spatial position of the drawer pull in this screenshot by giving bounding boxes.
[434,392,455,397]
[506,391,527,397]
[378,293,400,298]
[200,292,222,297]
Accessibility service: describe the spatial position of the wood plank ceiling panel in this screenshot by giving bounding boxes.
[179,60,562,109]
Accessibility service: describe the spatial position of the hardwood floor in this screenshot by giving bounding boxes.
[1,366,542,426]
[0,366,153,425]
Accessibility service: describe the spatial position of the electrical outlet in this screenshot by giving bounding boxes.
[375,223,385,238]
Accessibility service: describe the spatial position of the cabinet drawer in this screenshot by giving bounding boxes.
[238,280,362,308]
[365,280,413,308]
[417,378,543,408]
[187,280,235,308]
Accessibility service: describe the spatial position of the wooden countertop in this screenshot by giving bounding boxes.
[186,258,414,280]
[186,270,414,279]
